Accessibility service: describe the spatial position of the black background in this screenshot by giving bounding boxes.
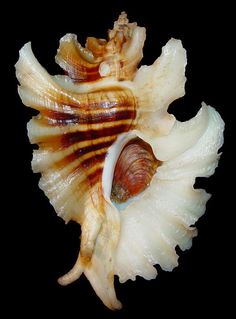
[3,0,233,317]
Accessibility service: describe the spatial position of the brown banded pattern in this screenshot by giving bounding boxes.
[17,46,137,220]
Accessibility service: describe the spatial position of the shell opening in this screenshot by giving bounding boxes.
[110,137,161,208]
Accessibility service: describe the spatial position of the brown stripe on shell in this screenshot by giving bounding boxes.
[64,68,101,82]
[35,122,134,151]
[46,147,108,183]
[70,152,106,179]
[31,87,136,116]
[55,139,115,169]
[53,88,135,111]
[56,34,102,82]
[87,167,103,187]
[41,109,136,126]
[81,152,106,170]
[61,123,134,148]
[72,154,106,187]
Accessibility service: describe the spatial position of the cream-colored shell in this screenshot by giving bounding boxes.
[15,13,224,310]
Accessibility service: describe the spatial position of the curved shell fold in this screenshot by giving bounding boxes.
[15,12,224,310]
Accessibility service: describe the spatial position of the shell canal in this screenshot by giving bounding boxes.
[111,137,161,209]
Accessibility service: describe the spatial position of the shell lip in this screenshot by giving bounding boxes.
[102,131,138,204]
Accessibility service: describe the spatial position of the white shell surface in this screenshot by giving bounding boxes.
[114,104,224,283]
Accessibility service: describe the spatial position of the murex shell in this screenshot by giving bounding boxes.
[16,12,224,309]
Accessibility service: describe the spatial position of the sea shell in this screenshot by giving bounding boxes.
[15,12,224,310]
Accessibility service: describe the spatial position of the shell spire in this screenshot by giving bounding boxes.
[56,12,146,82]
[15,12,224,310]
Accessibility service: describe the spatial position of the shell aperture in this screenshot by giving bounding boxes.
[15,12,224,310]
[111,137,160,203]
